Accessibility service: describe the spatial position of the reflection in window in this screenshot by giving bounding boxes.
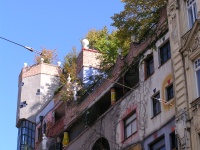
[187,0,197,29]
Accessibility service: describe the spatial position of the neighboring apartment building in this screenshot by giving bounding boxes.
[167,0,200,149]
[16,60,61,150]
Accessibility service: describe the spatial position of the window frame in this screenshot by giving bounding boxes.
[186,0,197,29]
[166,84,174,101]
[170,132,178,150]
[194,58,200,97]
[149,136,166,150]
[152,92,161,117]
[124,111,137,139]
[159,41,171,66]
[145,55,154,79]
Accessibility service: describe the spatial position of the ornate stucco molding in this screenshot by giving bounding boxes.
[175,109,188,149]
[191,97,200,133]
[180,20,200,60]
[198,11,200,19]
[167,0,179,43]
[190,28,200,52]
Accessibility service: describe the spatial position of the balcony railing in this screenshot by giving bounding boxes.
[46,117,65,137]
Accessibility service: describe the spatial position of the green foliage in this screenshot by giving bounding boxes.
[60,47,77,85]
[111,0,167,43]
[85,26,129,73]
[58,47,83,103]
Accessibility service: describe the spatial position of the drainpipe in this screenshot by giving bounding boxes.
[181,52,192,150]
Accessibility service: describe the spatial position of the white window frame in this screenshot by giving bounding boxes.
[186,0,197,29]
[124,112,137,139]
[194,58,200,97]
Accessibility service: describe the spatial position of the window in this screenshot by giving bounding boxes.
[195,58,200,97]
[187,0,197,29]
[152,93,161,117]
[20,101,27,108]
[166,84,174,101]
[160,41,171,65]
[170,132,178,150]
[17,120,35,150]
[145,55,154,78]
[150,136,165,150]
[124,112,137,139]
[36,89,40,95]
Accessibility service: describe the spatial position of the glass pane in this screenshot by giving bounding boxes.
[150,137,165,150]
[197,70,200,96]
[193,3,197,20]
[28,137,31,145]
[32,124,36,131]
[125,113,136,125]
[22,121,26,127]
[32,131,35,138]
[22,128,27,135]
[131,120,137,133]
[125,125,131,138]
[28,129,32,137]
[188,7,194,28]
[32,140,35,148]
[26,121,29,128]
[28,122,32,129]
[160,147,166,150]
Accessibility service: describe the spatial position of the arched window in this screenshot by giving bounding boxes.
[92,137,110,150]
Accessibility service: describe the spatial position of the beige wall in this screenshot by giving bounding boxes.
[168,0,200,149]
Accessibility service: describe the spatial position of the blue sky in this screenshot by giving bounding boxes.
[0,1,124,149]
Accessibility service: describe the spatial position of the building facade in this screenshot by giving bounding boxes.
[16,1,200,150]
[167,0,200,149]
[16,61,60,150]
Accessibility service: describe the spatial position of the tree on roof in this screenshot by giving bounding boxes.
[85,26,129,73]
[60,47,78,85]
[111,0,167,44]
[34,48,57,64]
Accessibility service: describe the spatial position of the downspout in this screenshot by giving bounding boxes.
[181,51,192,150]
